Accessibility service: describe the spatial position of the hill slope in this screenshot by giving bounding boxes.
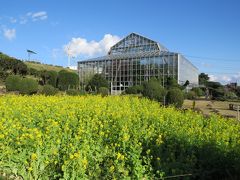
[24,61,76,73]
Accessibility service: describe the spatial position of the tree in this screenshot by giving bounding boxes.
[99,87,109,96]
[207,81,224,100]
[0,53,27,75]
[166,77,180,89]
[18,78,38,95]
[191,87,204,97]
[142,78,166,102]
[86,74,108,92]
[125,85,143,94]
[5,75,22,91]
[58,70,79,91]
[13,60,28,75]
[235,86,240,97]
[199,73,209,85]
[166,88,184,108]
[40,70,58,87]
[41,85,58,96]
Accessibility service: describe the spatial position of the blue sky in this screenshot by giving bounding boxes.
[0,0,240,84]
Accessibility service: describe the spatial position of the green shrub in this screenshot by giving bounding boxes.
[5,75,22,91]
[224,91,238,100]
[19,78,38,95]
[28,68,40,77]
[41,85,58,96]
[58,70,79,90]
[125,85,143,94]
[142,78,166,102]
[186,91,196,100]
[191,87,204,97]
[86,74,108,92]
[166,88,184,108]
[98,87,109,96]
[66,89,80,96]
[40,70,58,87]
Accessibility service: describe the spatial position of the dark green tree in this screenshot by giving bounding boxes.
[40,70,58,87]
[166,77,180,89]
[86,74,108,92]
[98,87,109,96]
[191,87,204,97]
[166,88,184,108]
[142,78,166,102]
[206,81,224,100]
[199,73,209,85]
[18,78,38,95]
[235,86,240,97]
[57,70,79,90]
[125,85,143,94]
[5,75,22,91]
[41,85,58,96]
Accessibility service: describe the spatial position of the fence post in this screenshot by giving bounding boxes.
[238,105,239,121]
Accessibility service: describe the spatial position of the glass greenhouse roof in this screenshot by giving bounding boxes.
[80,33,171,62]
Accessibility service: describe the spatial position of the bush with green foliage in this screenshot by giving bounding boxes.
[0,53,27,75]
[66,89,80,96]
[207,81,225,100]
[199,73,209,85]
[224,91,238,100]
[166,88,184,108]
[125,85,143,94]
[98,87,109,96]
[41,85,58,96]
[18,78,38,95]
[142,78,166,102]
[40,70,58,87]
[191,87,204,97]
[28,68,40,77]
[5,75,22,91]
[58,70,79,90]
[185,91,196,100]
[166,77,180,89]
[86,74,108,92]
[235,86,240,97]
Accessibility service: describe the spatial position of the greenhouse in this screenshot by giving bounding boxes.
[78,33,198,94]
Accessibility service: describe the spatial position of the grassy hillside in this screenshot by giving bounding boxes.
[24,61,76,73]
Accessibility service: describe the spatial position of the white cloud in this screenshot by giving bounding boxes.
[63,34,121,57]
[3,28,16,40]
[19,11,48,24]
[19,16,28,24]
[209,73,240,84]
[31,11,48,21]
[10,17,17,23]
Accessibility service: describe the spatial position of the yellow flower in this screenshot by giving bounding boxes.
[31,153,37,161]
[117,152,124,160]
[28,166,33,171]
[110,165,115,172]
[82,158,88,169]
[69,154,74,159]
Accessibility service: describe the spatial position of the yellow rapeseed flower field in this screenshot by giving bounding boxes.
[0,95,240,179]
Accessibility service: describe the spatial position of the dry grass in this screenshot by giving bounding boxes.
[24,62,76,73]
[183,99,240,119]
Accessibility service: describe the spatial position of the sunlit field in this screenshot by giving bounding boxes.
[0,95,240,179]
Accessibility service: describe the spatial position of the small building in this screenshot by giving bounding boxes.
[78,33,198,94]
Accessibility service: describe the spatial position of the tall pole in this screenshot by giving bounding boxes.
[67,46,71,68]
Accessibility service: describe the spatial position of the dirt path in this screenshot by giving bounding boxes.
[183,99,240,119]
